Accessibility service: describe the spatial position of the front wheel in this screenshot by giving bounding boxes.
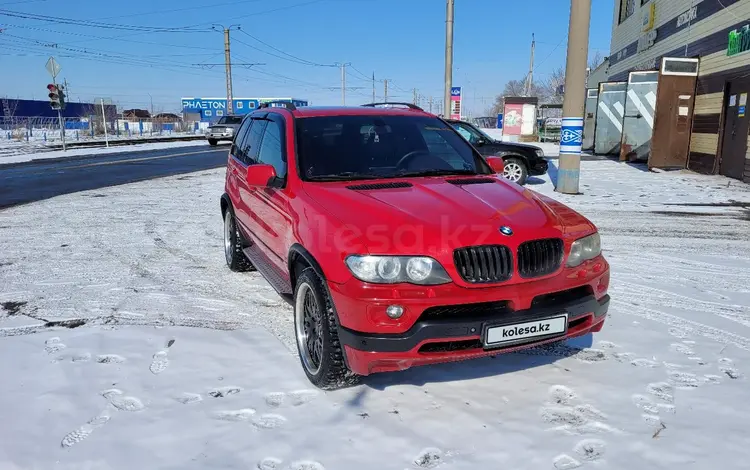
[502,157,528,185]
[294,268,359,390]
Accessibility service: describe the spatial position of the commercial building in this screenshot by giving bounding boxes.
[587,0,750,183]
[181,97,308,122]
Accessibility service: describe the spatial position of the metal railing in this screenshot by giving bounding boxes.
[1,116,204,146]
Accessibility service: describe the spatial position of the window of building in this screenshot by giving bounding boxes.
[216,110,224,116]
[205,110,213,117]
[237,102,243,109]
[619,0,636,24]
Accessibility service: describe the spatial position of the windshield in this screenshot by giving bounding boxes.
[295,115,491,181]
[218,116,242,125]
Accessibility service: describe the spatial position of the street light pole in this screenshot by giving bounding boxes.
[443,0,455,118]
[556,0,591,194]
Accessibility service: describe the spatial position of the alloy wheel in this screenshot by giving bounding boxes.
[295,282,323,375]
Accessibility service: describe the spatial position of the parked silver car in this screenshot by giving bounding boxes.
[206,115,243,145]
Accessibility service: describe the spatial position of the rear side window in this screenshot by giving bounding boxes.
[257,119,286,179]
[244,119,267,165]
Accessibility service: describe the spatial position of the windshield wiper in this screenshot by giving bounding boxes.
[393,168,480,178]
[308,172,382,181]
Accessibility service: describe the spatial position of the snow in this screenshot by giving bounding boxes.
[1,159,749,469]
[0,140,221,165]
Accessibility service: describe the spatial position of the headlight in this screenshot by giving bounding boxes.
[566,233,601,267]
[535,148,544,157]
[345,255,452,285]
[226,127,234,134]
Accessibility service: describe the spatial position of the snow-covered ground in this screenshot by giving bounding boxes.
[0,133,204,160]
[1,160,749,469]
[0,140,222,166]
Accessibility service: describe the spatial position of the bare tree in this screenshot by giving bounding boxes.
[541,67,566,105]
[588,51,605,72]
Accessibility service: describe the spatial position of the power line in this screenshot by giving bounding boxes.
[0,8,209,32]
[237,29,335,67]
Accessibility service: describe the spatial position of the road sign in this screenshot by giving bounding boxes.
[450,86,462,120]
[497,113,504,129]
[45,57,61,79]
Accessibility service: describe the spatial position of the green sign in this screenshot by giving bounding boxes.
[728,25,750,56]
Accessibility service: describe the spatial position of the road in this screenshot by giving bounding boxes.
[0,144,229,209]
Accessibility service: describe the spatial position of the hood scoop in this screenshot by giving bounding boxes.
[347,182,413,190]
[446,177,496,185]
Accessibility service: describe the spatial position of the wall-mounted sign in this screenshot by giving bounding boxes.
[642,2,656,32]
[637,29,658,53]
[676,5,698,28]
[727,25,750,57]
[496,113,503,129]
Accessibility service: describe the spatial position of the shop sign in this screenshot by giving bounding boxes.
[676,5,697,28]
[728,25,750,57]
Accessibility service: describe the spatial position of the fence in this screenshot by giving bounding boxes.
[0,116,204,146]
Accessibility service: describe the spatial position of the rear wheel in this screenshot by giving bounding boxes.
[294,268,359,390]
[223,208,253,272]
[208,139,218,146]
[502,157,528,185]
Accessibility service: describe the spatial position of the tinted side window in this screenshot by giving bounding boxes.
[243,119,267,165]
[232,118,253,161]
[257,119,286,178]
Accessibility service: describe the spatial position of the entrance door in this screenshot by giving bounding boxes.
[720,78,750,180]
[620,71,659,162]
[649,58,699,169]
[594,82,626,155]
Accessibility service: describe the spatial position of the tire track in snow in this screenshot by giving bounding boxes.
[612,301,750,352]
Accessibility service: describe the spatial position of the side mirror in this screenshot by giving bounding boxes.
[246,164,277,187]
[485,156,505,174]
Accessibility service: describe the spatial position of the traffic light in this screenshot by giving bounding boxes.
[47,83,61,110]
[58,85,66,110]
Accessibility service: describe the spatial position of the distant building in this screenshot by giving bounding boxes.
[181,97,309,122]
[597,0,750,183]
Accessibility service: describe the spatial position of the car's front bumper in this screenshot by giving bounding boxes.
[530,158,548,175]
[340,294,608,375]
[328,256,610,376]
[206,133,233,140]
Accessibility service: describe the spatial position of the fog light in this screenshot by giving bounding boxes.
[386,305,404,319]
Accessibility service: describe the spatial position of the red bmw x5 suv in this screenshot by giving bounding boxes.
[221,101,610,389]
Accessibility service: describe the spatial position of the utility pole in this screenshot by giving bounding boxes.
[524,33,536,96]
[429,96,434,113]
[372,72,376,102]
[556,0,591,195]
[443,0,455,118]
[338,63,350,105]
[413,88,418,105]
[384,79,388,102]
[213,24,240,115]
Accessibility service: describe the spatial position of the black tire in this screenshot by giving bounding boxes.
[208,139,218,146]
[223,207,254,272]
[293,268,359,390]
[502,156,529,185]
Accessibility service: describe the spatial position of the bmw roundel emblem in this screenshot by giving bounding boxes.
[499,226,513,236]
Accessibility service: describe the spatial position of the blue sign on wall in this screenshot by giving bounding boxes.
[450,87,461,97]
[497,113,504,129]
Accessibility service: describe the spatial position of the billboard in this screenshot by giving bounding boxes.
[450,86,462,120]
[181,97,309,121]
[503,103,524,135]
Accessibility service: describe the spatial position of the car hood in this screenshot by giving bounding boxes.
[303,177,594,257]
[487,140,542,152]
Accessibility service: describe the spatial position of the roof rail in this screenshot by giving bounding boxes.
[361,102,424,111]
[258,101,297,111]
